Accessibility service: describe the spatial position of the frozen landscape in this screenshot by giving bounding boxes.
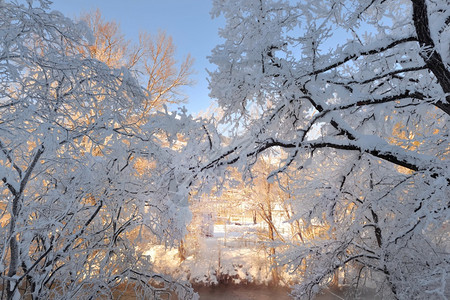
[0,0,448,299]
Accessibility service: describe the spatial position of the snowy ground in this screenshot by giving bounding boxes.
[144,222,290,285]
[142,222,381,299]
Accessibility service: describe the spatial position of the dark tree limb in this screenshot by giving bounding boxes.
[412,0,450,114]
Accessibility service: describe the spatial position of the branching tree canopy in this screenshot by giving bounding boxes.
[0,1,204,299]
[207,0,449,299]
[1,0,448,299]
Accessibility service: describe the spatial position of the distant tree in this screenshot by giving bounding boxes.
[207,0,449,299]
[0,1,202,299]
[237,156,287,286]
[79,9,194,115]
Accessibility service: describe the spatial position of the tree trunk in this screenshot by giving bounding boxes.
[6,217,19,300]
[178,240,186,262]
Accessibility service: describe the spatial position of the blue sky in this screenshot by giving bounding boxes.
[50,0,224,115]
